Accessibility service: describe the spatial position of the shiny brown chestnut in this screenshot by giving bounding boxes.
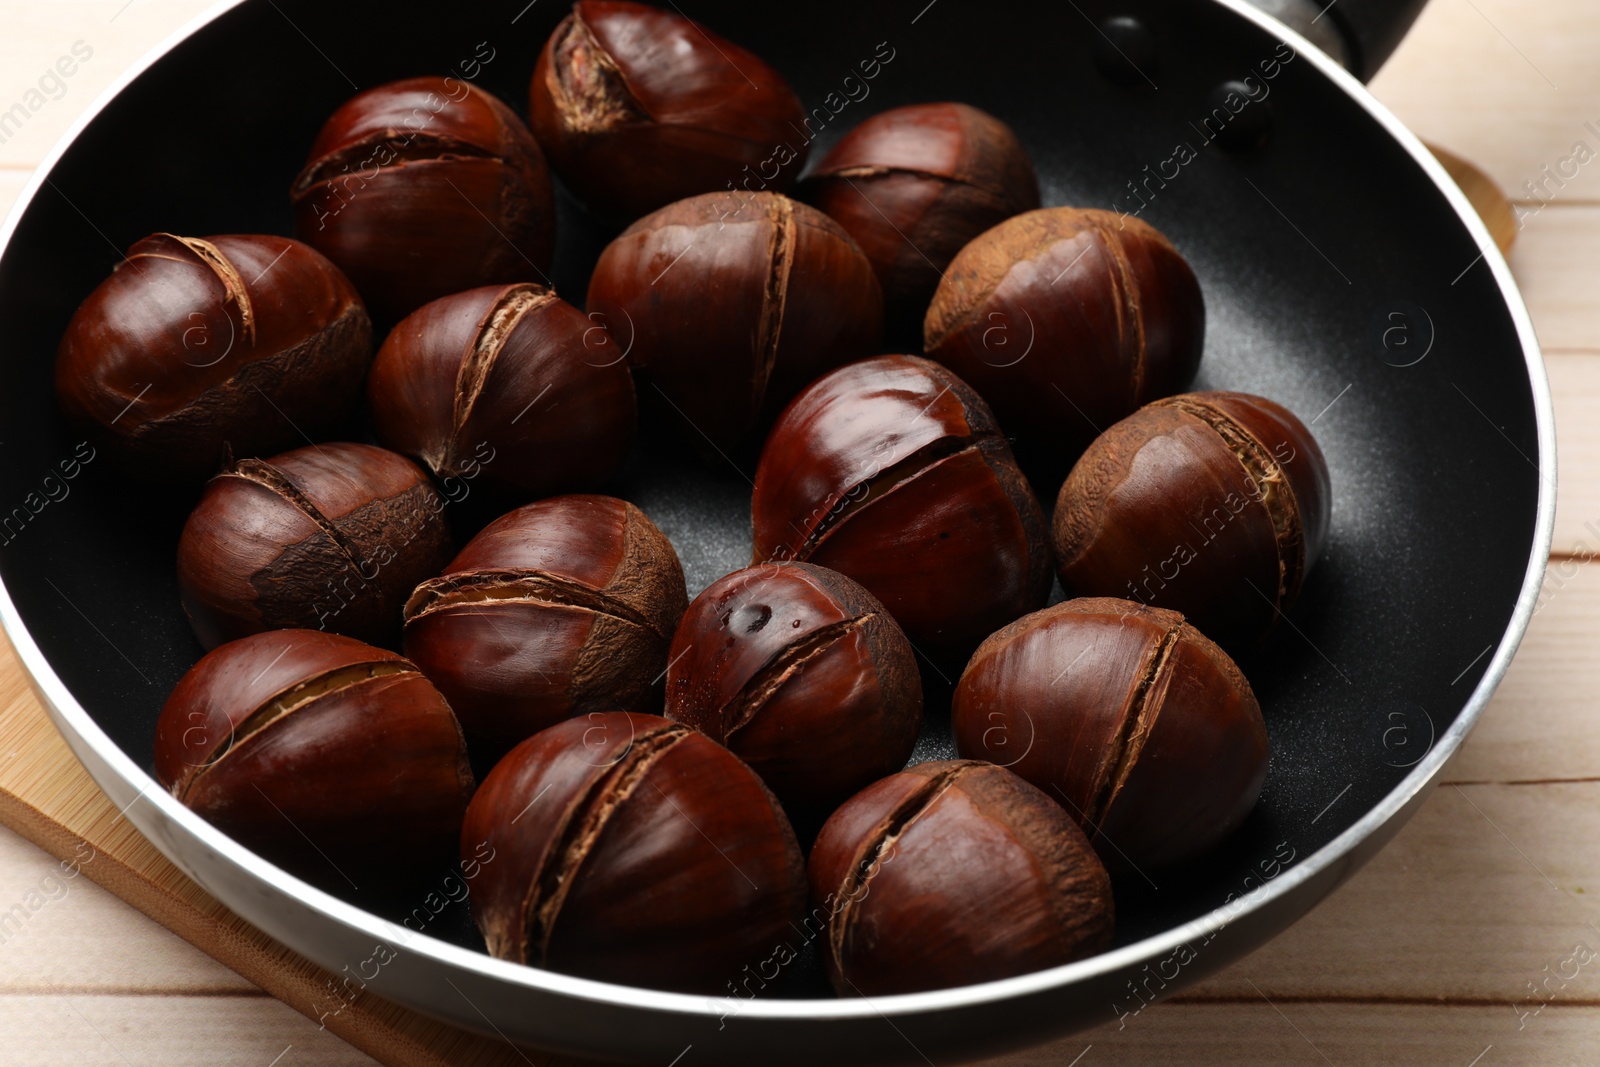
[54,233,371,482]
[177,442,451,650]
[530,0,808,223]
[751,355,1051,661]
[463,711,805,992]
[803,103,1039,328]
[404,496,686,759]
[953,598,1268,871]
[1053,391,1331,652]
[924,207,1204,454]
[809,759,1112,996]
[587,191,883,454]
[291,77,555,322]
[154,629,474,885]
[367,284,636,500]
[665,562,922,812]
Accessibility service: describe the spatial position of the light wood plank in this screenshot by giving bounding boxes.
[1512,207,1600,352]
[0,993,375,1067]
[1189,782,1600,1002]
[1549,351,1600,555]
[1373,0,1600,204]
[979,1002,1598,1066]
[0,1,215,171]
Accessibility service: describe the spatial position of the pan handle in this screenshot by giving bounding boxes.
[1244,0,1428,81]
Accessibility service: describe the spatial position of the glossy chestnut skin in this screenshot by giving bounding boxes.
[751,355,1051,661]
[587,191,883,454]
[1053,391,1331,653]
[953,598,1268,872]
[530,0,807,223]
[665,562,922,812]
[463,712,806,992]
[368,284,636,499]
[177,443,451,650]
[809,759,1112,996]
[54,233,371,482]
[924,207,1204,454]
[803,103,1039,329]
[154,629,474,886]
[404,496,687,759]
[292,77,555,322]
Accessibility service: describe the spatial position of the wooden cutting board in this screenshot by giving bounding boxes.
[0,633,592,1067]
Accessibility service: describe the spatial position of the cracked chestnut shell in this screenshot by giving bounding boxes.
[803,103,1040,329]
[953,598,1267,872]
[529,0,808,223]
[463,711,806,992]
[154,629,474,886]
[177,442,452,650]
[587,191,883,454]
[54,233,371,482]
[403,496,687,759]
[292,77,555,322]
[751,355,1051,661]
[1053,391,1331,653]
[665,562,922,812]
[368,283,636,500]
[809,759,1113,996]
[924,207,1204,454]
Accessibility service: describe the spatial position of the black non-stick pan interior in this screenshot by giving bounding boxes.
[0,0,1539,1000]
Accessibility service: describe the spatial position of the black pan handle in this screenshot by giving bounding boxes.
[1243,0,1429,81]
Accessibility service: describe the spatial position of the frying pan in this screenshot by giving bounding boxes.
[0,0,1552,1063]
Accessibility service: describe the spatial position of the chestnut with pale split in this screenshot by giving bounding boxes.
[403,495,686,761]
[54,233,371,482]
[1053,390,1331,652]
[953,597,1269,872]
[154,629,474,887]
[530,0,808,223]
[462,712,806,993]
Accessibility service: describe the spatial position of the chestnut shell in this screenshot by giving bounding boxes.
[529,0,808,222]
[291,77,555,322]
[404,495,687,759]
[1052,390,1331,652]
[587,190,883,455]
[154,629,474,886]
[924,207,1204,454]
[803,102,1039,327]
[368,283,637,500]
[665,562,922,812]
[952,597,1268,871]
[177,442,452,650]
[462,712,806,992]
[54,233,371,482]
[751,355,1051,660]
[809,759,1113,996]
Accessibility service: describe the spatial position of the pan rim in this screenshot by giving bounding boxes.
[0,0,1556,1029]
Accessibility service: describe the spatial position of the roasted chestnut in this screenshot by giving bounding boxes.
[154,629,473,886]
[291,77,555,322]
[54,233,371,482]
[751,355,1051,661]
[530,0,807,223]
[809,759,1113,996]
[463,712,806,992]
[587,191,883,454]
[367,283,636,499]
[665,562,922,812]
[177,442,451,650]
[803,102,1039,328]
[1053,391,1330,652]
[924,207,1204,454]
[953,598,1267,871]
[404,496,686,759]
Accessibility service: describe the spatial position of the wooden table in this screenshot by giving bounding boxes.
[2,1,1598,1063]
